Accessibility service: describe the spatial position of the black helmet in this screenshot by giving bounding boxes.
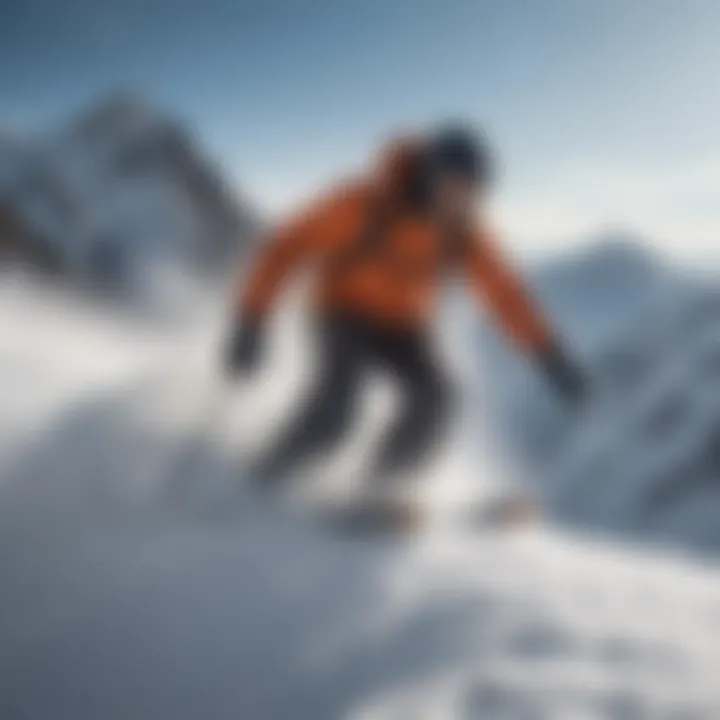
[426,125,492,187]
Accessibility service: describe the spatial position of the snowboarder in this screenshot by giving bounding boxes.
[225,126,586,488]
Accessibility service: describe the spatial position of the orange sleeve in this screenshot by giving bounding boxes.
[235,184,367,318]
[464,231,554,355]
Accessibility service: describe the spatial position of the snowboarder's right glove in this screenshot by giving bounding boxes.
[537,343,587,406]
[225,315,264,377]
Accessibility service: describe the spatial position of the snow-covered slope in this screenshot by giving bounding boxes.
[480,238,720,551]
[0,93,258,298]
[3,279,720,718]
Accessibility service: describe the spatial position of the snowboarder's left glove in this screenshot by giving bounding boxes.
[537,344,587,406]
[225,315,264,377]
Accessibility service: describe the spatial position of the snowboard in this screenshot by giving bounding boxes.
[315,494,542,537]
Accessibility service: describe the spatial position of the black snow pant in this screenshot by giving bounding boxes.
[251,313,453,486]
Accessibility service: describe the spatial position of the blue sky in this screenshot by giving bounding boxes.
[3,0,720,258]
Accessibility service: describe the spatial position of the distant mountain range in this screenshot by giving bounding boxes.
[479,238,720,549]
[0,92,259,295]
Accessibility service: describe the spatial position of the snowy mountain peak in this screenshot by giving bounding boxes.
[483,240,720,551]
[69,91,160,141]
[0,93,258,301]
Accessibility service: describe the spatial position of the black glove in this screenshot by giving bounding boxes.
[538,344,587,406]
[224,316,264,378]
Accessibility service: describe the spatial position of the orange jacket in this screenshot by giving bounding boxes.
[236,140,553,355]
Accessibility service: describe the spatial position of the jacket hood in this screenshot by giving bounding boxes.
[372,136,428,206]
